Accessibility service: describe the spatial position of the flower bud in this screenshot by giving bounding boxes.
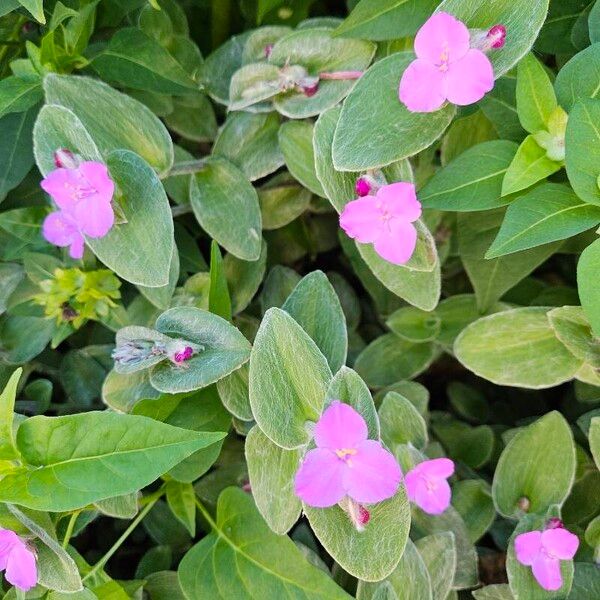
[264,44,273,59]
[488,25,506,49]
[53,148,78,170]
[545,517,564,530]
[355,177,371,197]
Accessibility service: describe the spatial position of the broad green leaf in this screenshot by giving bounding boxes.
[0,411,225,511]
[216,364,252,421]
[472,585,514,600]
[242,26,292,63]
[261,265,302,313]
[190,157,262,261]
[516,53,557,133]
[458,210,560,311]
[455,308,583,388]
[590,418,600,470]
[138,246,180,310]
[0,76,42,119]
[591,1,600,44]
[492,411,576,518]
[268,29,376,119]
[565,98,600,206]
[487,184,600,257]
[479,78,526,143]
[536,0,588,54]
[212,111,284,181]
[164,94,217,143]
[249,307,332,449]
[282,270,347,373]
[92,28,197,95]
[440,110,498,165]
[88,150,174,287]
[0,368,21,460]
[419,140,518,212]
[386,306,440,343]
[548,306,600,368]
[95,493,138,519]
[259,178,312,229]
[379,391,428,450]
[578,239,600,337]
[150,307,252,394]
[224,240,267,315]
[102,369,159,412]
[166,480,196,536]
[435,0,550,77]
[178,487,351,599]
[0,312,55,364]
[279,120,326,197]
[245,426,302,534]
[556,43,600,111]
[452,479,496,543]
[447,381,489,424]
[334,0,439,41]
[228,62,281,111]
[209,241,232,321]
[415,532,457,600]
[18,0,45,22]
[44,73,173,175]
[569,562,600,600]
[355,333,436,387]
[333,52,455,171]
[501,135,562,197]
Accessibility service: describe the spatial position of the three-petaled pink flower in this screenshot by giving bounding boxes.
[41,158,115,259]
[294,401,402,508]
[339,182,422,265]
[399,12,495,113]
[0,528,37,591]
[514,525,579,591]
[405,458,454,515]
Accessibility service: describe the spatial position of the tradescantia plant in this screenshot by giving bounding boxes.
[0,0,600,597]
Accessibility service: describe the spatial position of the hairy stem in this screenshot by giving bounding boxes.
[62,510,81,549]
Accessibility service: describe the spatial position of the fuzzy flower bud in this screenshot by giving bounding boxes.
[53,148,79,170]
[355,177,371,197]
[487,24,506,49]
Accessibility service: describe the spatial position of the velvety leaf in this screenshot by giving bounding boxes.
[578,238,600,337]
[386,306,440,343]
[166,480,196,536]
[452,479,496,543]
[555,43,600,111]
[379,390,428,450]
[414,532,457,600]
[208,241,232,321]
[548,306,600,368]
[224,240,267,315]
[516,53,557,133]
[0,76,42,119]
[590,417,600,470]
[216,364,252,421]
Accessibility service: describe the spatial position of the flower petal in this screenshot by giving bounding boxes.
[78,161,115,204]
[69,234,85,260]
[5,542,37,591]
[373,218,418,265]
[445,49,494,106]
[541,528,580,560]
[413,458,455,479]
[42,210,80,247]
[405,473,451,514]
[40,168,83,209]
[531,554,563,591]
[294,447,346,508]
[0,529,18,571]
[414,12,470,64]
[343,439,402,504]
[314,401,368,449]
[514,531,543,566]
[399,58,447,113]
[339,197,383,243]
[73,196,115,238]
[376,183,422,222]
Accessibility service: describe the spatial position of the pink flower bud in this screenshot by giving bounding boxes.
[358,505,370,526]
[173,345,194,364]
[53,148,78,169]
[355,177,371,197]
[545,518,564,530]
[264,44,273,59]
[300,78,319,97]
[487,24,506,49]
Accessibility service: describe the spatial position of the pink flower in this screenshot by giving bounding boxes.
[0,528,37,591]
[294,401,402,508]
[399,12,495,113]
[404,458,454,514]
[339,182,422,265]
[514,527,579,591]
[41,160,115,259]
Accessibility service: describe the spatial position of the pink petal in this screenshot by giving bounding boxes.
[69,234,85,260]
[5,542,37,591]
[531,555,563,591]
[314,401,368,450]
[40,168,80,209]
[514,531,543,566]
[0,529,18,571]
[294,447,346,508]
[413,458,455,479]
[399,58,447,113]
[414,12,470,64]
[78,162,115,204]
[373,218,418,265]
[376,183,422,222]
[42,210,80,247]
[339,197,383,243]
[343,440,402,504]
[445,49,494,106]
[405,473,451,514]
[541,528,579,560]
[73,196,115,238]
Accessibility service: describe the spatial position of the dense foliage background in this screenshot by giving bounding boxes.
[0,0,599,598]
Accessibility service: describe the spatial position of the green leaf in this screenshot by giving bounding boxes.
[249,307,332,449]
[452,479,496,543]
[178,487,351,599]
[190,157,262,261]
[0,411,225,511]
[245,426,302,534]
[0,76,42,119]
[282,270,347,373]
[501,135,562,197]
[569,562,600,600]
[228,62,281,111]
[435,0,550,77]
[164,94,217,143]
[492,411,576,518]
[209,241,232,321]
[259,178,312,230]
[578,239,600,337]
[166,480,196,536]
[224,240,267,315]
[415,532,457,600]
[18,0,45,23]
[216,364,252,421]
[565,98,600,206]
[590,417,600,470]
[138,246,180,310]
[150,307,252,394]
[487,183,600,257]
[355,333,436,387]
[279,120,326,197]
[0,368,21,460]
[555,43,600,111]
[334,0,439,41]
[455,308,583,388]
[356,538,432,600]
[419,140,518,212]
[547,306,600,368]
[516,53,557,134]
[0,312,55,364]
[379,390,428,450]
[92,28,197,95]
[333,52,455,171]
[212,111,284,182]
[44,73,173,175]
[479,78,526,143]
[386,306,440,343]
[472,585,514,600]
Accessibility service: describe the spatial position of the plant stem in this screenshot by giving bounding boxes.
[194,496,217,531]
[81,487,164,582]
[319,70,363,80]
[166,160,207,177]
[62,510,81,549]
[171,204,193,217]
